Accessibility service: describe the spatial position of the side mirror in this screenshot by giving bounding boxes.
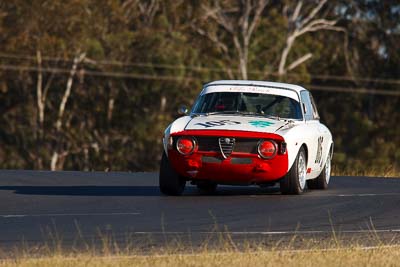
[178,105,189,115]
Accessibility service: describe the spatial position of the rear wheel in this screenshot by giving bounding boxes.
[280,147,307,195]
[159,152,186,196]
[307,153,331,190]
[196,181,217,194]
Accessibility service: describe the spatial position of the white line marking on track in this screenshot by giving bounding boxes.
[248,193,400,198]
[132,229,400,235]
[337,193,400,197]
[0,212,140,218]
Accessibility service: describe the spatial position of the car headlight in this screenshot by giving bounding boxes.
[258,140,277,159]
[176,137,197,155]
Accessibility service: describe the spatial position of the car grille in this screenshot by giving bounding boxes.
[218,137,235,158]
[195,137,259,154]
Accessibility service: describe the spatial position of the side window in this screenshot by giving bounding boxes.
[300,91,313,120]
[309,93,320,120]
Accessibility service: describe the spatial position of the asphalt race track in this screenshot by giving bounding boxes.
[0,170,399,250]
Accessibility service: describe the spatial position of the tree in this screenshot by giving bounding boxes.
[277,0,345,76]
[0,0,398,174]
[194,0,268,79]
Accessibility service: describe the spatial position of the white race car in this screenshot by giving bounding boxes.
[160,80,333,195]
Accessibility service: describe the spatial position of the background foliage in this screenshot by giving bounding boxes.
[0,0,399,173]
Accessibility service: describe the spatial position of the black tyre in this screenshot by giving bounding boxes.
[280,147,307,195]
[196,181,217,195]
[159,152,186,196]
[307,153,331,190]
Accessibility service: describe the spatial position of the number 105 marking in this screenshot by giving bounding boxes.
[195,120,241,128]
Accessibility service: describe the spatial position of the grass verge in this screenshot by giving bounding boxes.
[332,165,399,177]
[1,246,400,267]
[1,228,399,267]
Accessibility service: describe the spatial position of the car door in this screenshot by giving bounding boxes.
[300,90,325,174]
[309,93,331,170]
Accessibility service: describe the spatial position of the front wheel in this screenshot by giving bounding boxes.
[307,153,331,190]
[159,152,186,196]
[280,147,307,195]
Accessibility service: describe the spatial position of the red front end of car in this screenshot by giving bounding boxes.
[167,130,288,184]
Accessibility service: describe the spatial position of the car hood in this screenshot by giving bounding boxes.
[184,115,288,133]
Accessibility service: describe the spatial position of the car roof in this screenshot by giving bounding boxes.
[204,80,307,94]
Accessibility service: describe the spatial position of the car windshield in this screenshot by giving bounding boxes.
[192,92,303,120]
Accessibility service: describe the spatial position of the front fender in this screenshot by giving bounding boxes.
[162,116,192,155]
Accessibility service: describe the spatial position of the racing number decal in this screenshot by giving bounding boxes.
[315,136,323,164]
[195,120,241,128]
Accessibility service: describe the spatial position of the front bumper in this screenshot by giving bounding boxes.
[167,129,289,183]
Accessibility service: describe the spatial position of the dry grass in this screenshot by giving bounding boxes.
[1,246,400,267]
[332,166,399,178]
[1,229,399,267]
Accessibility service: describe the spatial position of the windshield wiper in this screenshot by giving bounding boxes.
[205,111,241,116]
[235,111,267,117]
[199,111,283,121]
[264,114,281,121]
[204,111,280,118]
